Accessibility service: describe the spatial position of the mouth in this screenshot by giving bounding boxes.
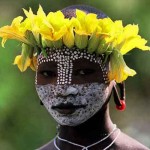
[51,102,86,115]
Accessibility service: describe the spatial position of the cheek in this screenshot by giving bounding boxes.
[78,83,109,100]
[36,83,110,105]
[76,84,110,117]
[35,84,55,106]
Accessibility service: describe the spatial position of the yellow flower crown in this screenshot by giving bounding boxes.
[0,5,150,83]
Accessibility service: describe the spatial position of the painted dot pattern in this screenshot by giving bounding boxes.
[35,46,109,85]
[36,83,110,126]
[35,46,110,126]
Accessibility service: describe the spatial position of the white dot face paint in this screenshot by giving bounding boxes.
[35,46,109,85]
[35,46,110,126]
[36,83,110,126]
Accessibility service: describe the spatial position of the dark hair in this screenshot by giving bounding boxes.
[61,5,107,19]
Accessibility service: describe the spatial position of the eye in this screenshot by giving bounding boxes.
[74,69,95,76]
[39,70,56,77]
[79,70,85,75]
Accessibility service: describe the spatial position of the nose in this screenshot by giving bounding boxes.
[64,86,78,96]
[56,86,78,97]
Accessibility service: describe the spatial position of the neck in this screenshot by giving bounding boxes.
[57,104,114,146]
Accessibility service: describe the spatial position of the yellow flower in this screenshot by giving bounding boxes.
[23,6,46,45]
[116,24,150,54]
[13,55,37,72]
[108,50,136,83]
[98,18,114,35]
[74,10,99,35]
[74,10,100,49]
[63,18,76,48]
[0,16,31,47]
[14,55,31,72]
[39,10,68,42]
[96,19,123,54]
[87,18,114,53]
[104,20,124,45]
[0,5,150,78]
[13,43,36,72]
[30,56,37,71]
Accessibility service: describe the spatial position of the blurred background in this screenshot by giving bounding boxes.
[0,0,150,149]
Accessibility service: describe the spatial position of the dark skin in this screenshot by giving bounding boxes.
[36,5,149,150]
[36,58,149,150]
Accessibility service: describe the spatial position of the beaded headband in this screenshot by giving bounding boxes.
[0,5,150,83]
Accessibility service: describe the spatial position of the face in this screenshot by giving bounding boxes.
[35,46,113,126]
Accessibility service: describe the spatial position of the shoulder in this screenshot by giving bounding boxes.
[114,131,150,150]
[36,139,56,150]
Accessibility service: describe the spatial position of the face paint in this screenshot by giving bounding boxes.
[35,46,110,126]
[36,83,110,126]
[35,46,109,85]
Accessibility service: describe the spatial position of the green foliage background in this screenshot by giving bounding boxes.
[0,0,150,149]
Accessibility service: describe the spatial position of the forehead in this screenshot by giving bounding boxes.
[38,46,107,66]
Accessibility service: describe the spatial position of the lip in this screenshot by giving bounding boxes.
[52,102,86,115]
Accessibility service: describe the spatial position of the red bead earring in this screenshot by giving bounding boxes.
[113,82,126,111]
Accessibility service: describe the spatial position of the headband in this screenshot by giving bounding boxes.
[0,5,149,83]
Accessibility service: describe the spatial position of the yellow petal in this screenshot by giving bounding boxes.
[98,18,114,31]
[74,10,98,36]
[120,36,150,55]
[30,56,37,71]
[13,55,31,72]
[47,11,66,30]
[23,8,34,18]
[63,28,74,48]
[39,10,68,41]
[108,50,136,83]
[76,9,86,20]
[37,5,46,18]
[0,26,30,46]
[0,16,32,46]
[111,24,150,54]
[1,38,7,47]
[12,16,23,28]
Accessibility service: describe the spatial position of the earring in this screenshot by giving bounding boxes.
[113,82,126,111]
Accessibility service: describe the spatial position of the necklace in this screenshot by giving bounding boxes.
[54,124,120,150]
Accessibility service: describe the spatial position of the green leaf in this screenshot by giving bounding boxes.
[75,33,88,49]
